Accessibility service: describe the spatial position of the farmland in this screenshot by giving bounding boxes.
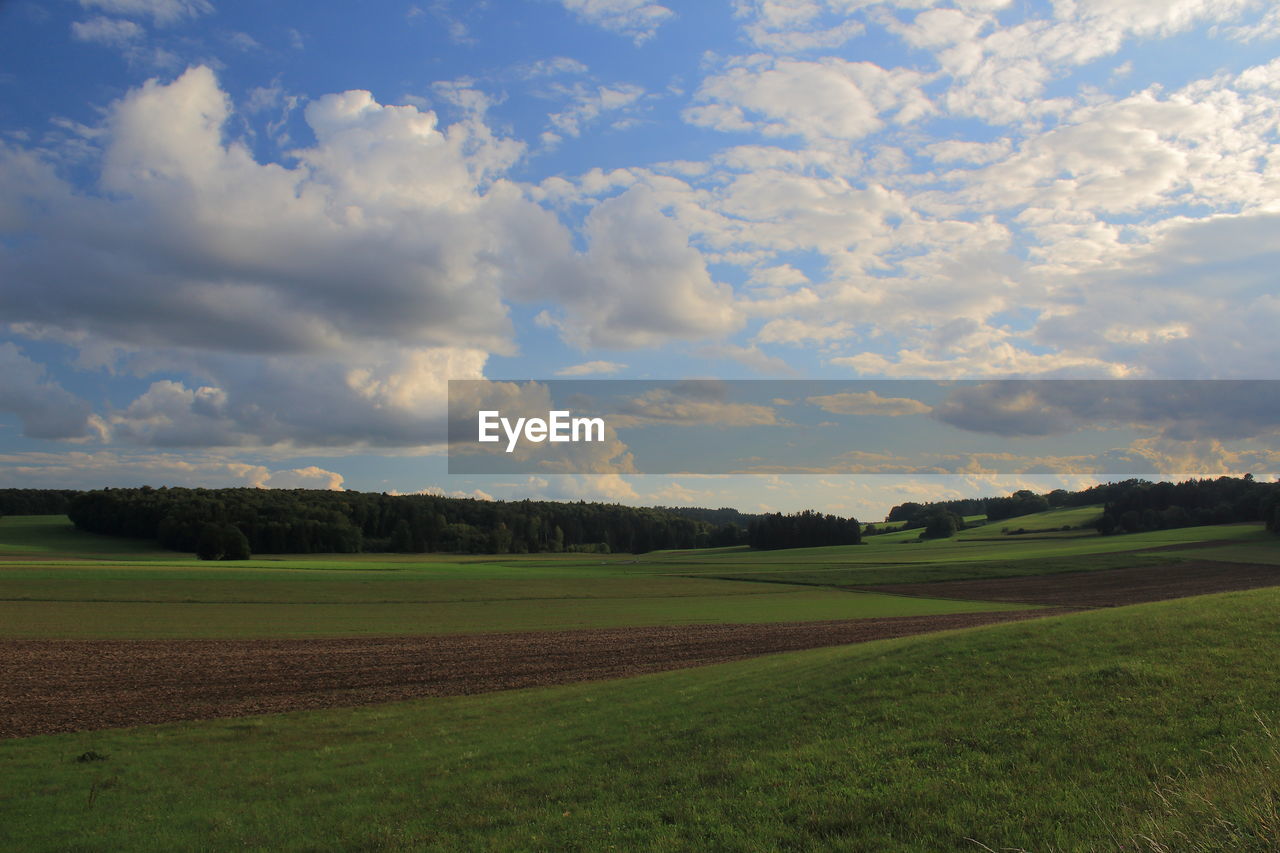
[4,509,1280,850]
[0,516,1026,640]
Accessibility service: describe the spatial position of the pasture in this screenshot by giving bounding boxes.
[0,516,1026,639]
[3,509,1280,850]
[5,588,1280,850]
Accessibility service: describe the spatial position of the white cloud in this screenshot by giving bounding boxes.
[807,390,931,416]
[686,56,933,142]
[71,16,144,46]
[609,386,784,428]
[3,67,726,447]
[545,82,647,140]
[0,67,546,359]
[555,360,628,376]
[537,187,741,348]
[1223,4,1280,42]
[0,450,344,490]
[519,57,590,78]
[78,0,212,25]
[97,345,488,450]
[0,344,96,440]
[756,318,850,345]
[1032,211,1280,378]
[558,0,674,43]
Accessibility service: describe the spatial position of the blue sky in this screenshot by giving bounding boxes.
[1,0,1279,518]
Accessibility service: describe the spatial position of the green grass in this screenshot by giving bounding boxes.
[6,588,1280,851]
[680,526,1280,587]
[691,551,1168,588]
[0,514,161,558]
[0,587,1022,639]
[957,504,1103,538]
[636,522,1270,571]
[4,514,1275,638]
[0,517,1027,638]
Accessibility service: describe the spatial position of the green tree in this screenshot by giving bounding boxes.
[195,523,225,560]
[220,525,251,560]
[389,519,414,553]
[920,512,961,540]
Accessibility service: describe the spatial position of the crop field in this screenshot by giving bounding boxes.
[4,510,1280,850]
[0,517,1026,640]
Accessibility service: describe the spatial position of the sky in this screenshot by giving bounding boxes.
[1,0,1279,519]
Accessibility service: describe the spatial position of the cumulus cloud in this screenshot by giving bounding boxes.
[609,384,783,428]
[558,0,674,43]
[519,56,590,78]
[0,67,758,453]
[1032,212,1280,378]
[100,345,489,449]
[79,0,212,25]
[0,344,96,440]
[555,360,627,376]
[686,56,933,142]
[536,186,741,348]
[0,66,537,356]
[931,380,1280,441]
[807,390,932,417]
[71,16,145,46]
[545,82,647,141]
[0,449,344,490]
[733,0,866,52]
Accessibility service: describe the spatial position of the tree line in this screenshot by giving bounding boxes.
[1092,475,1280,535]
[0,489,80,516]
[65,487,738,558]
[747,510,862,549]
[885,476,1280,538]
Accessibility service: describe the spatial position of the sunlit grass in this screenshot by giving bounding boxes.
[6,589,1280,850]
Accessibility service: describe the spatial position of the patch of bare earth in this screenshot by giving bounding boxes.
[0,609,1067,739]
[865,560,1280,608]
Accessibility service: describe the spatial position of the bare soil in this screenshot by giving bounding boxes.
[865,560,1280,608]
[0,609,1064,739]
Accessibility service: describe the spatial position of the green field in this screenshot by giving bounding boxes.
[0,516,1026,639]
[6,587,1280,850]
[5,510,1280,850]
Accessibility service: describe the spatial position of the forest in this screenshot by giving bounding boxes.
[63,487,735,557]
[886,475,1280,536]
[4,474,1276,560]
[59,488,867,558]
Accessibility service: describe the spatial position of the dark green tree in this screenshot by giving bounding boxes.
[196,523,225,560]
[220,525,251,560]
[920,512,962,540]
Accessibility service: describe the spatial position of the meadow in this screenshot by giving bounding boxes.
[0,516,1027,639]
[5,588,1280,850]
[3,509,1280,850]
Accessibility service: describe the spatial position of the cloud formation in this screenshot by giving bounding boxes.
[807,391,932,417]
[558,0,674,43]
[0,344,96,440]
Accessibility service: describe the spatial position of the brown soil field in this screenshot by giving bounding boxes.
[0,609,1065,739]
[866,560,1280,608]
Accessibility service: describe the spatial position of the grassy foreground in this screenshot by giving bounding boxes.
[6,588,1280,851]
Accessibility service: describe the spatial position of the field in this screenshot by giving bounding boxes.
[0,516,1026,639]
[4,510,1280,850]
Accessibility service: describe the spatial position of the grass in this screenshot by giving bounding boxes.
[0,516,1028,638]
[4,513,1275,638]
[0,514,160,558]
[634,522,1270,571]
[690,551,1168,588]
[0,587,1023,639]
[6,587,1280,850]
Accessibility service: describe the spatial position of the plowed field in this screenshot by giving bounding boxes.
[1,609,1063,738]
[866,560,1280,608]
